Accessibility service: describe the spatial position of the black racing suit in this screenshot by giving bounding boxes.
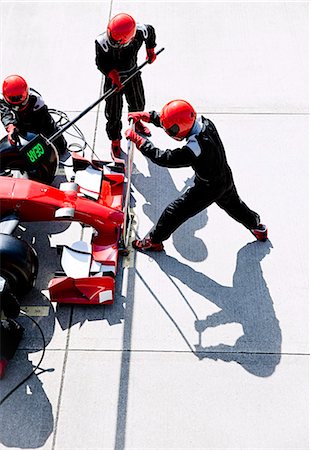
[140,113,260,243]
[95,24,156,141]
[0,88,67,154]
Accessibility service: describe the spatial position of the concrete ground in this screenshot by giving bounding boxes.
[0,1,309,449]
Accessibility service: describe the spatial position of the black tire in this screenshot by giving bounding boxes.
[0,234,38,295]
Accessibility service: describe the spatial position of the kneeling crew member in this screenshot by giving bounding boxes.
[0,74,67,154]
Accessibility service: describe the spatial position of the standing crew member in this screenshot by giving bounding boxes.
[95,13,157,158]
[0,74,67,155]
[125,100,268,251]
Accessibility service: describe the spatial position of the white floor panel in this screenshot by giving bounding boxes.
[52,351,309,450]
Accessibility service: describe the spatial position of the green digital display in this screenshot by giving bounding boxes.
[26,143,45,164]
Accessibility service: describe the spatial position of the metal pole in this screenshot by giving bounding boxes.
[49,47,165,143]
[122,119,135,248]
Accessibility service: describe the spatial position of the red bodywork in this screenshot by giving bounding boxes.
[0,170,125,305]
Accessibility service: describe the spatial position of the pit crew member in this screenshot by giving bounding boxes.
[125,99,268,251]
[95,13,157,158]
[0,74,67,155]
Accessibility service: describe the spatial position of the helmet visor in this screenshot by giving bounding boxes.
[108,35,133,48]
[9,96,29,112]
[165,124,181,139]
[8,94,24,104]
[6,92,29,106]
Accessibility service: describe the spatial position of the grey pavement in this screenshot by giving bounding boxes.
[0,1,309,449]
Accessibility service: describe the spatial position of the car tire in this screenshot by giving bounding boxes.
[0,233,38,295]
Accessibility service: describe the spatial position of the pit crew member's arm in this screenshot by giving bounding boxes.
[144,24,156,49]
[148,111,161,127]
[127,110,161,127]
[25,91,50,130]
[0,99,17,129]
[143,24,157,63]
[95,39,114,76]
[140,140,195,168]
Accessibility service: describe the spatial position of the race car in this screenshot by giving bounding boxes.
[0,50,165,305]
[0,145,134,305]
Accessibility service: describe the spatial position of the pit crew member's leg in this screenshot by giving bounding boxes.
[216,183,260,229]
[150,182,224,243]
[104,77,123,157]
[105,78,123,141]
[124,74,150,136]
[125,72,145,112]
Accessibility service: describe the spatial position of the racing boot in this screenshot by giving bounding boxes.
[251,223,268,241]
[132,236,164,252]
[111,139,122,159]
[135,121,151,137]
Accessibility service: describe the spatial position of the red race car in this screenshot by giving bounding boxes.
[0,144,134,305]
[0,50,165,305]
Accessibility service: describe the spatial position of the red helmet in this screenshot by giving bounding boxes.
[2,75,29,105]
[160,100,196,141]
[107,13,136,47]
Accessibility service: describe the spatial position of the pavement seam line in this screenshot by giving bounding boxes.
[51,305,74,450]
[92,0,114,153]
[22,348,310,357]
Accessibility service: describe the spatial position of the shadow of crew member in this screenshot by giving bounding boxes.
[0,278,24,379]
[132,158,209,262]
[153,240,281,377]
[0,276,54,447]
[0,351,53,449]
[0,289,55,448]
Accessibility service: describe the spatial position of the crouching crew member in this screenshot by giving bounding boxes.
[0,74,67,155]
[95,13,157,159]
[125,99,268,251]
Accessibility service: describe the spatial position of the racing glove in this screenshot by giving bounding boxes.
[108,69,123,91]
[146,48,156,64]
[6,124,18,146]
[128,112,151,124]
[125,128,146,150]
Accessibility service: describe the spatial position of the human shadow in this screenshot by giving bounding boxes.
[0,298,55,449]
[0,163,127,448]
[2,219,126,449]
[152,240,281,377]
[0,219,66,448]
[0,350,54,448]
[131,157,209,262]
